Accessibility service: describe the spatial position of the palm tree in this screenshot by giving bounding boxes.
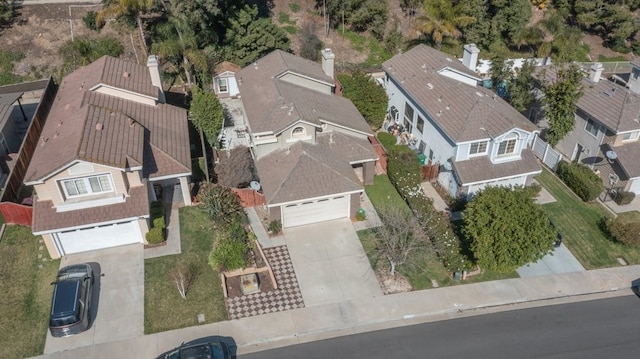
[414,0,474,50]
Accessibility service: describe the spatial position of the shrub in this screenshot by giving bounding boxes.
[387,146,421,195]
[607,217,640,246]
[198,184,246,228]
[377,131,397,148]
[355,210,366,221]
[153,216,165,229]
[208,233,248,271]
[268,220,282,234]
[146,200,165,244]
[289,3,300,12]
[146,227,164,244]
[83,11,98,31]
[556,161,603,201]
[614,191,635,205]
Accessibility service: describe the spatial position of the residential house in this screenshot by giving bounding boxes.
[213,61,241,98]
[24,55,192,259]
[229,49,378,228]
[382,44,541,199]
[553,61,640,195]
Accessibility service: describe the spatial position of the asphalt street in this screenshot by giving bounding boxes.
[240,295,640,359]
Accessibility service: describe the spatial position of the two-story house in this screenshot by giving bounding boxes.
[24,55,192,259]
[229,49,378,228]
[382,44,541,199]
[554,61,640,195]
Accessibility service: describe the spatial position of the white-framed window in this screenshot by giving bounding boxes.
[622,130,640,141]
[417,115,425,133]
[61,174,113,198]
[217,78,228,93]
[469,141,488,156]
[497,138,517,156]
[291,126,305,137]
[585,118,599,137]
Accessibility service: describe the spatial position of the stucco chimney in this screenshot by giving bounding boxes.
[321,48,335,79]
[462,44,480,71]
[589,62,604,83]
[147,55,166,103]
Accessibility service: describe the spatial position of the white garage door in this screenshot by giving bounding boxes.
[282,195,350,228]
[629,179,640,195]
[53,221,142,256]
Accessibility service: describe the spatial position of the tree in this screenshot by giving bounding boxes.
[540,64,584,146]
[215,146,254,188]
[170,257,200,299]
[299,22,323,61]
[414,0,474,49]
[400,0,422,23]
[462,186,556,273]
[316,0,388,40]
[337,71,388,129]
[189,86,224,147]
[223,5,290,67]
[488,0,532,47]
[373,206,431,276]
[198,184,245,228]
[508,60,536,113]
[0,0,13,26]
[456,0,492,48]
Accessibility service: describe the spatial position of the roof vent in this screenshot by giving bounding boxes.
[446,104,451,110]
[475,91,484,97]
[421,64,426,69]
[40,137,48,146]
[437,110,443,116]
[604,88,617,97]
[57,120,63,127]
[438,95,442,102]
[129,118,136,127]
[96,123,103,131]
[123,72,130,78]
[53,132,59,139]
[426,83,434,89]
[446,57,452,62]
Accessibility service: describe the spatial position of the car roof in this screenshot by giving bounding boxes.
[51,280,81,317]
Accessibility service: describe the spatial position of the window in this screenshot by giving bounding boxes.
[622,131,640,141]
[417,116,425,133]
[61,174,113,198]
[469,141,488,155]
[632,67,640,80]
[292,126,305,137]
[217,78,228,93]
[497,138,517,156]
[585,118,599,137]
[404,103,414,123]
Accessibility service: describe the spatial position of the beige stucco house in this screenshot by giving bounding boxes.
[24,55,192,259]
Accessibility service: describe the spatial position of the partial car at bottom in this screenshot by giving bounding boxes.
[49,263,94,337]
[157,337,231,359]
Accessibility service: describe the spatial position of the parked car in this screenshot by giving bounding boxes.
[157,337,231,359]
[49,263,94,337]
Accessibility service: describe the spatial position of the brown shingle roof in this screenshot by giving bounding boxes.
[214,61,241,75]
[577,79,640,133]
[315,132,378,162]
[452,149,541,185]
[32,183,149,232]
[383,45,535,142]
[256,140,363,205]
[24,57,190,183]
[96,56,158,98]
[611,141,640,178]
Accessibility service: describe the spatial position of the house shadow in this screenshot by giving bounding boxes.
[87,262,103,329]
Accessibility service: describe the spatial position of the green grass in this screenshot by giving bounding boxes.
[365,175,411,214]
[278,12,295,25]
[0,225,59,358]
[617,211,640,223]
[597,54,629,62]
[283,25,297,34]
[0,50,25,85]
[536,168,640,268]
[289,3,300,12]
[335,26,393,67]
[144,206,227,333]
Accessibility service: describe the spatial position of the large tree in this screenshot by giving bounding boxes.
[488,0,532,48]
[541,64,584,146]
[462,186,556,273]
[0,0,13,26]
[317,0,388,40]
[508,60,536,114]
[415,0,474,50]
[337,71,388,129]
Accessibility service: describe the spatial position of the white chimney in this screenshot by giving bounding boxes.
[321,48,335,79]
[589,62,604,83]
[147,55,166,103]
[462,44,480,71]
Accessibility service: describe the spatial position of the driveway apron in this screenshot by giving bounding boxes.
[284,220,382,307]
[44,244,144,354]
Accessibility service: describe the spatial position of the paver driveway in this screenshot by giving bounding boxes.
[284,219,382,307]
[44,244,144,354]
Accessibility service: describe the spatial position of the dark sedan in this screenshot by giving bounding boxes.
[49,263,94,337]
[158,337,231,359]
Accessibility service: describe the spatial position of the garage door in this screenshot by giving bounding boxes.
[53,221,142,256]
[282,195,350,228]
[629,179,640,195]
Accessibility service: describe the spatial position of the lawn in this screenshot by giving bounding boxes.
[536,168,640,268]
[144,206,227,334]
[0,225,59,359]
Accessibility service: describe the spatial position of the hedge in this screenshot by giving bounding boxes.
[377,132,397,149]
[556,161,604,201]
[614,191,635,205]
[146,200,166,244]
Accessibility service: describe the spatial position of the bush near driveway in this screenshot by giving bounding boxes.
[145,206,227,334]
[536,168,640,268]
[0,225,59,359]
[556,161,604,202]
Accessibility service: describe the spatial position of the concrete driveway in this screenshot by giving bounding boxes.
[284,220,382,307]
[44,244,144,354]
[517,244,585,278]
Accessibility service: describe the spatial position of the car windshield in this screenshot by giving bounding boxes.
[178,343,226,359]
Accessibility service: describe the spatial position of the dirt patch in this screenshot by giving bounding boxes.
[1,3,145,78]
[375,267,413,294]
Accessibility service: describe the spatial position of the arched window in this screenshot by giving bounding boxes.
[292,126,305,137]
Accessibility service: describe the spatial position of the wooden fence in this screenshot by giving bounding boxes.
[0,202,32,226]
[422,162,440,182]
[231,188,266,207]
[369,136,387,173]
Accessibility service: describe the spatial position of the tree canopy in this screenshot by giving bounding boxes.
[415,0,474,49]
[462,186,556,273]
[337,71,388,129]
[317,0,388,40]
[541,64,584,146]
[189,86,224,147]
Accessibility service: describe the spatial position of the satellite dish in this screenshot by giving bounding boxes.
[250,181,261,191]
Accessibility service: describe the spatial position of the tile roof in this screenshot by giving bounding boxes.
[94,56,158,98]
[315,132,378,162]
[236,50,354,134]
[577,79,640,133]
[631,58,640,69]
[214,61,241,75]
[255,140,363,205]
[383,45,536,142]
[32,183,149,232]
[24,56,190,183]
[452,149,541,185]
[611,141,640,178]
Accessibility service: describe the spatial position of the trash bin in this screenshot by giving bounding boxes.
[418,153,427,165]
[453,271,462,281]
[358,208,366,216]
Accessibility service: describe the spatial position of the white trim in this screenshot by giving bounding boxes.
[276,120,320,136]
[276,70,334,88]
[60,173,114,199]
[89,84,157,102]
[621,130,640,142]
[349,158,379,165]
[148,172,192,182]
[584,118,600,138]
[269,189,361,207]
[33,216,148,236]
[317,120,371,137]
[461,170,542,187]
[25,159,127,185]
[56,194,126,212]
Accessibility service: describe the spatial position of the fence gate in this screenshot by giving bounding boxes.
[532,135,563,171]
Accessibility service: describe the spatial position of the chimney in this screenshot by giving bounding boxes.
[147,55,166,103]
[321,48,335,79]
[462,44,480,71]
[589,62,604,83]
